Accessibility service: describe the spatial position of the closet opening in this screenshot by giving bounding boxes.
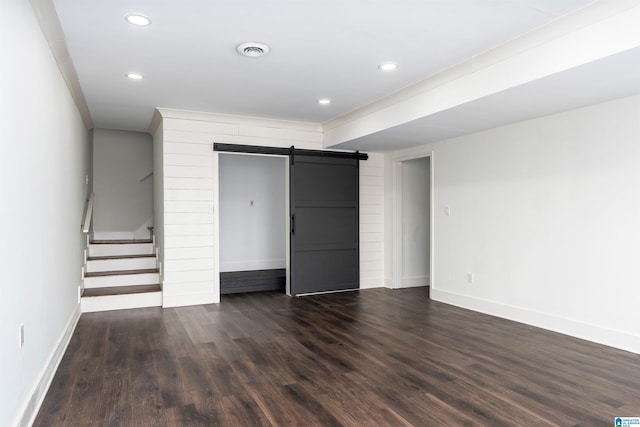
[215,143,367,298]
[218,153,289,296]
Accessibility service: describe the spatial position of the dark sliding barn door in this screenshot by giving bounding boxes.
[290,154,359,296]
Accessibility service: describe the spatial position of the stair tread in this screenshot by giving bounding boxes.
[91,239,153,244]
[85,268,159,277]
[87,254,155,261]
[83,284,161,297]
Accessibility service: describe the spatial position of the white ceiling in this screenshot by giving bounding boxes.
[50,0,640,151]
[337,45,640,151]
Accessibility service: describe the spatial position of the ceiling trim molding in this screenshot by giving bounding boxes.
[155,107,323,133]
[30,0,93,129]
[322,0,640,148]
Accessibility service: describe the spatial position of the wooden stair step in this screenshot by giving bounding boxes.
[87,254,156,261]
[82,284,161,297]
[85,268,158,278]
[90,239,153,244]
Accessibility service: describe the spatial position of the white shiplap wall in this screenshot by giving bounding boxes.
[359,152,385,289]
[162,121,216,308]
[152,122,165,293]
[152,108,384,307]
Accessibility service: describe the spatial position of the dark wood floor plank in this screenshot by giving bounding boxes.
[102,371,133,427]
[70,371,104,426]
[31,370,73,426]
[221,393,274,427]
[33,288,640,426]
[244,385,311,426]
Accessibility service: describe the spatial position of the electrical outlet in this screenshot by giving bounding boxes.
[19,324,24,349]
[467,272,475,284]
[444,206,451,216]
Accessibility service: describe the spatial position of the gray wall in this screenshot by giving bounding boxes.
[219,154,286,272]
[93,129,153,239]
[402,157,430,285]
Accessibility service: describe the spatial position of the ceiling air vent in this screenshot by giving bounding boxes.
[237,42,270,58]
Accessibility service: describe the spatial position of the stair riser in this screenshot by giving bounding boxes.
[88,243,154,257]
[81,291,162,313]
[86,257,156,273]
[84,273,159,289]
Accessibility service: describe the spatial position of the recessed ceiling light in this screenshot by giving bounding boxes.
[126,73,144,80]
[318,98,331,105]
[125,14,151,26]
[237,42,270,58]
[378,62,398,71]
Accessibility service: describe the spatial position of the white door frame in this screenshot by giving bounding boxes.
[392,151,434,291]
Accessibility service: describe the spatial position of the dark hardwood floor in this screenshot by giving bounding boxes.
[34,288,640,426]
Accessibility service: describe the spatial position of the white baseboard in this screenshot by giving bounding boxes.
[162,291,218,308]
[430,288,640,355]
[401,275,429,288]
[359,277,384,289]
[93,231,135,240]
[14,304,80,427]
[384,276,429,289]
[220,259,285,272]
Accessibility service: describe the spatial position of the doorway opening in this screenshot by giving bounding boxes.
[217,153,290,296]
[214,144,366,300]
[392,153,433,291]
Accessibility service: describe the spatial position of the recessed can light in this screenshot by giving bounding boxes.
[126,14,151,26]
[318,98,331,105]
[378,62,398,71]
[126,73,144,80]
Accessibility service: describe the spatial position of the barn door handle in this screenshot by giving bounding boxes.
[291,214,295,235]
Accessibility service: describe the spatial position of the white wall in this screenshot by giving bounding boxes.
[153,108,385,306]
[0,1,89,425]
[154,109,324,307]
[152,122,165,284]
[394,93,640,354]
[401,157,430,286]
[360,152,385,289]
[93,129,153,240]
[384,154,394,287]
[219,154,286,272]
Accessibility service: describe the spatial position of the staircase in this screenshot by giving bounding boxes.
[82,238,162,312]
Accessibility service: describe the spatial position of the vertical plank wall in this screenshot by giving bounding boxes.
[359,153,385,289]
[153,109,385,307]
